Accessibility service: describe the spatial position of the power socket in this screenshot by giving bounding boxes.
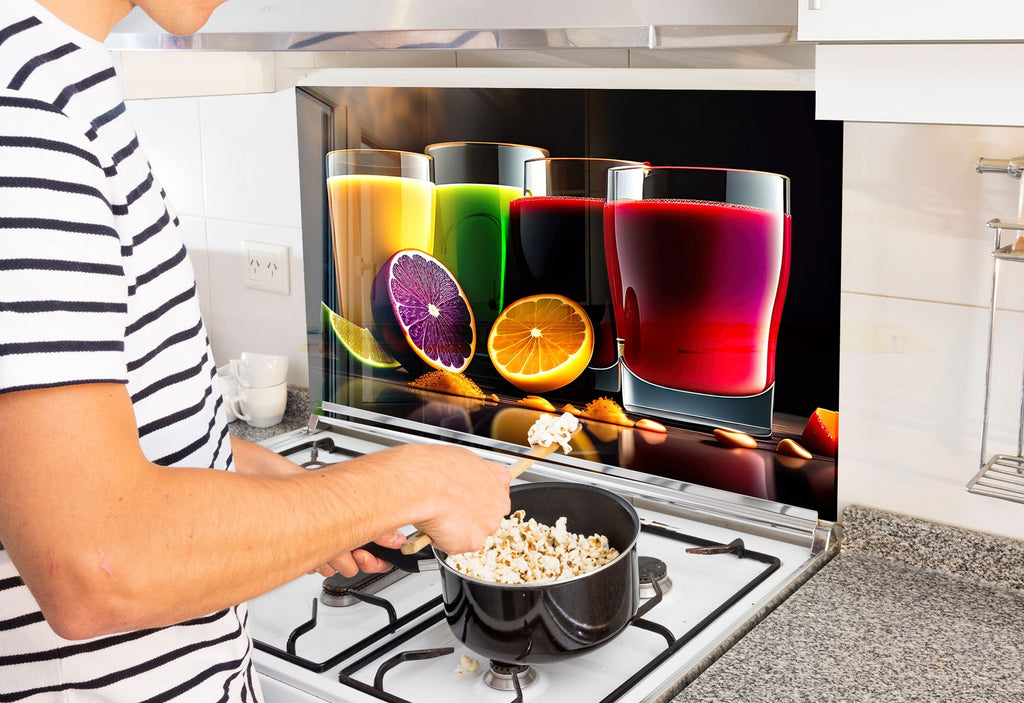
[242,241,290,294]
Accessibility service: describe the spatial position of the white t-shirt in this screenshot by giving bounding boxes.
[0,0,262,699]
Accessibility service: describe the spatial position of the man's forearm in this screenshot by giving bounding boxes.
[0,384,509,641]
[231,434,305,476]
[0,385,426,638]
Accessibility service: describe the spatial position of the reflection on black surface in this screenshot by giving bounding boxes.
[318,369,837,521]
[621,432,771,499]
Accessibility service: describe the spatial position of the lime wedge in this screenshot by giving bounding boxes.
[321,302,401,369]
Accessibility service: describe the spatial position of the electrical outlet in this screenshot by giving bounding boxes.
[242,241,290,294]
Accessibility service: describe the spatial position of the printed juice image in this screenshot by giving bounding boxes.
[508,195,617,368]
[604,198,791,396]
[327,174,434,328]
[432,183,521,331]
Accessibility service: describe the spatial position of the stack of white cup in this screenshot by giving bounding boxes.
[219,352,289,428]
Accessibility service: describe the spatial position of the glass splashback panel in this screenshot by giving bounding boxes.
[297,86,841,520]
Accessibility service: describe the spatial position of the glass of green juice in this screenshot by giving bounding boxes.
[424,141,549,337]
[326,149,435,329]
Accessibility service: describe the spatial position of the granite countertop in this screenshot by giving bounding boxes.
[226,385,311,444]
[672,505,1024,703]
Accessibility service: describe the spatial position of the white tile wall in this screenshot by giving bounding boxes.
[841,122,1024,540]
[204,218,307,379]
[123,78,1024,540]
[125,89,309,387]
[198,91,303,229]
[125,97,205,217]
[841,122,1024,308]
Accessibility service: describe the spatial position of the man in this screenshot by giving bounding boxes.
[0,0,512,699]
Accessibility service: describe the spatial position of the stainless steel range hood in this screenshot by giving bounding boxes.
[107,0,798,53]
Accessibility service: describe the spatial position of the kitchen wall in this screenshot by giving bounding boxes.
[121,63,1024,541]
[125,89,310,387]
[839,122,1024,541]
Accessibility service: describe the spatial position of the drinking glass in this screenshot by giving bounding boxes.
[326,149,434,328]
[507,157,642,375]
[605,166,791,436]
[425,141,548,336]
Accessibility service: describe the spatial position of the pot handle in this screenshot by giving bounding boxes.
[359,542,437,573]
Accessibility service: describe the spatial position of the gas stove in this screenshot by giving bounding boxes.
[247,414,837,703]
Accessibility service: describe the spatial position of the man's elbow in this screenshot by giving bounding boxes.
[31,556,146,640]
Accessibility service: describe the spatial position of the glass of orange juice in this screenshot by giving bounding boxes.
[326,149,435,328]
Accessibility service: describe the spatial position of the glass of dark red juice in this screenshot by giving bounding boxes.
[506,157,642,388]
[604,166,791,436]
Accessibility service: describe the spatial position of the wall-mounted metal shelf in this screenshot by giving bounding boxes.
[969,189,1024,504]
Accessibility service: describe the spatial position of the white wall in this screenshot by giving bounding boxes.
[839,122,1024,540]
[125,90,309,387]
[122,69,1024,540]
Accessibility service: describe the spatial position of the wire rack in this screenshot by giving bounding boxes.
[969,213,1024,505]
[968,454,1024,505]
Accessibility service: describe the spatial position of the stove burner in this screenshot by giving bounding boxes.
[638,555,673,599]
[320,568,408,607]
[483,661,538,691]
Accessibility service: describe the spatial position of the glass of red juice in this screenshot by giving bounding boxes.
[605,166,791,436]
[506,158,642,379]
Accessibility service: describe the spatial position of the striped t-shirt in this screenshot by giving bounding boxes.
[0,0,262,700]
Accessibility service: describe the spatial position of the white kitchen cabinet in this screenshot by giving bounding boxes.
[813,43,1024,126]
[797,0,1024,126]
[798,0,1024,42]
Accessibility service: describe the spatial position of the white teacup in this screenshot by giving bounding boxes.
[226,382,288,428]
[216,364,240,422]
[231,352,288,389]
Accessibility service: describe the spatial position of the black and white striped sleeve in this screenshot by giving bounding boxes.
[0,91,128,394]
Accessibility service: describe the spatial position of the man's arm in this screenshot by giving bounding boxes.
[0,383,510,640]
[229,434,404,577]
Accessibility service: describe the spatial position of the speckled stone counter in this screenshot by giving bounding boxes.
[671,505,1024,703]
[226,385,311,444]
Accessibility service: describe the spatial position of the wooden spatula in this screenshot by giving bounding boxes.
[399,441,566,555]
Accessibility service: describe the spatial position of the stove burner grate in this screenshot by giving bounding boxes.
[254,524,783,703]
[276,437,362,469]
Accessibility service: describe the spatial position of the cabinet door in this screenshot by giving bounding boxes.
[814,43,1024,126]
[798,0,1024,42]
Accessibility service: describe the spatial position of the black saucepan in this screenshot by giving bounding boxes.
[363,482,656,664]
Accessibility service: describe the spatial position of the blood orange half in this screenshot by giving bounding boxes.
[487,294,594,393]
[370,249,476,373]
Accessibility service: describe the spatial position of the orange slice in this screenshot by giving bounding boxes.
[802,408,838,457]
[487,294,594,394]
